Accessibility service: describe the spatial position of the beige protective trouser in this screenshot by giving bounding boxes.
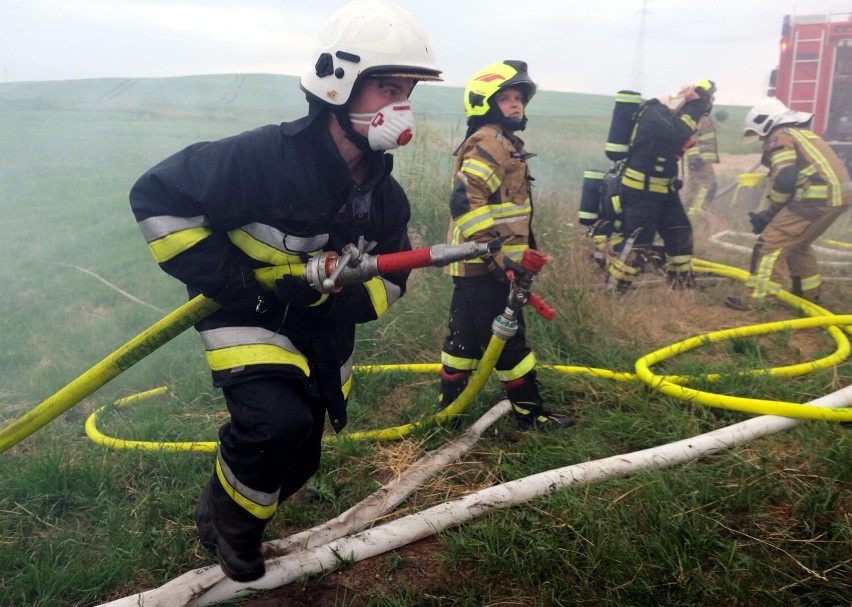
[749,200,850,301]
[682,163,717,215]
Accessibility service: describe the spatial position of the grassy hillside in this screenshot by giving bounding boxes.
[0,75,849,607]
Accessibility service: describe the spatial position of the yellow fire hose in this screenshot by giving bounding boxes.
[0,261,307,455]
[4,257,852,455]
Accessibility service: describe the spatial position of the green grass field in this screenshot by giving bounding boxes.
[0,75,849,607]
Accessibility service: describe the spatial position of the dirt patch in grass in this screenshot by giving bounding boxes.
[238,536,454,606]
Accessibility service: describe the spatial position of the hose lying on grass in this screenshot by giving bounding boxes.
[95,383,852,607]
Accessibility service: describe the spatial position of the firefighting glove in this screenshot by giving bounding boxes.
[488,257,526,282]
[748,209,775,234]
[273,275,327,308]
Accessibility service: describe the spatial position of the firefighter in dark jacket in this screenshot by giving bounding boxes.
[128,0,441,583]
[438,60,573,431]
[607,82,713,293]
[727,98,851,308]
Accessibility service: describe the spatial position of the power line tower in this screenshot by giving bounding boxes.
[630,0,652,92]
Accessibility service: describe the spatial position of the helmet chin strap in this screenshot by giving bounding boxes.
[502,116,527,132]
[333,109,374,154]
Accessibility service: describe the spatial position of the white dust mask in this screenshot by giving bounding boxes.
[349,100,414,151]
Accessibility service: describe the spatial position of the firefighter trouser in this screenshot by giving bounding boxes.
[590,218,623,268]
[608,190,694,286]
[441,275,536,382]
[748,201,850,301]
[682,164,717,214]
[215,376,327,520]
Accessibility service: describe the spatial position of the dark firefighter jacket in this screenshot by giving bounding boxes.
[129,110,413,432]
[621,99,702,198]
[446,123,536,277]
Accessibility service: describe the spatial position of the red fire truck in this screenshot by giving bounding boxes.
[768,12,852,170]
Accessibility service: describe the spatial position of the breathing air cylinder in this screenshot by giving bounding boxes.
[605,90,642,161]
[579,169,606,226]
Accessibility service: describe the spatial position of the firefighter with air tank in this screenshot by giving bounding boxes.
[604,80,715,294]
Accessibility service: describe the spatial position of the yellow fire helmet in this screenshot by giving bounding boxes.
[463,60,537,119]
[694,79,717,96]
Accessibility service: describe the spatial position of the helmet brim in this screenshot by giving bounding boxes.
[365,68,443,82]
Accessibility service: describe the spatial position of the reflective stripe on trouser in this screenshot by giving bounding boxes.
[749,203,849,300]
[441,275,536,382]
[665,254,692,274]
[216,377,326,518]
[200,326,310,375]
[682,164,716,212]
[608,190,693,285]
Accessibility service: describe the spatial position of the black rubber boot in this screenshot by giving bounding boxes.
[195,479,218,556]
[206,476,267,582]
[505,374,575,432]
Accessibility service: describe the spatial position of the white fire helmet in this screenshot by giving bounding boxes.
[300,0,442,109]
[743,97,813,138]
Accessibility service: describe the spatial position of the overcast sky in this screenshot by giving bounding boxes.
[2,0,851,106]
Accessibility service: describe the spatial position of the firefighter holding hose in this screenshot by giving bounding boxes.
[128,0,442,583]
[437,60,574,432]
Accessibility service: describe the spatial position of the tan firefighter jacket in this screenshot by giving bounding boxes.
[684,114,719,166]
[763,127,852,207]
[446,124,535,277]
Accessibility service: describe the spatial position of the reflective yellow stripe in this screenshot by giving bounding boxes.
[605,142,629,155]
[491,200,531,219]
[456,205,495,238]
[461,158,501,193]
[216,457,278,520]
[752,247,783,298]
[494,352,536,382]
[206,344,310,374]
[228,228,306,266]
[502,244,529,264]
[363,276,399,318]
[608,257,639,281]
[770,150,797,166]
[341,373,353,399]
[680,114,697,130]
[622,168,670,194]
[796,185,829,198]
[579,211,599,220]
[768,188,790,203]
[788,129,843,206]
[612,194,622,214]
[441,351,480,371]
[201,327,310,374]
[800,274,821,292]
[148,227,212,263]
[666,254,692,272]
[616,91,642,104]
